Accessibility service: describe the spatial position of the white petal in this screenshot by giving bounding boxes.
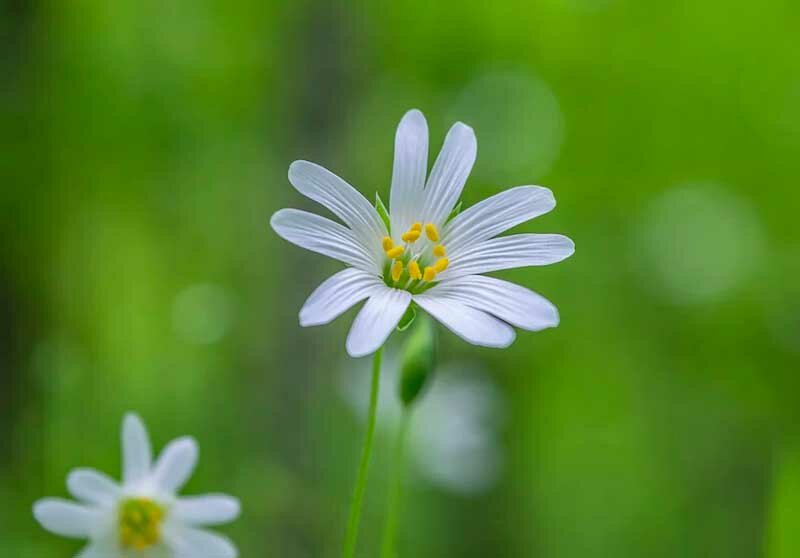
[67,468,120,506]
[413,295,516,348]
[346,287,412,357]
[299,268,384,327]
[77,541,116,558]
[166,526,238,558]
[122,413,152,486]
[421,122,477,227]
[173,495,241,526]
[441,233,575,280]
[150,437,198,494]
[389,109,428,238]
[442,186,556,253]
[271,208,379,273]
[288,160,387,259]
[33,499,100,538]
[423,275,559,331]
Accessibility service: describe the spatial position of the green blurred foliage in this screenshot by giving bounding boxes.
[1,0,799,556]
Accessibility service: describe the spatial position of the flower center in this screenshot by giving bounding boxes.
[119,498,165,551]
[381,221,449,292]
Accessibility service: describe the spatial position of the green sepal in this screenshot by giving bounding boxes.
[375,192,391,231]
[446,200,463,223]
[396,304,417,332]
[398,315,436,407]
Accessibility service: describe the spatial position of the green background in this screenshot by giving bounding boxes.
[2,0,799,556]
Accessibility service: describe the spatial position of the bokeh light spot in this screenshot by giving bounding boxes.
[450,69,564,184]
[172,283,235,345]
[634,183,766,305]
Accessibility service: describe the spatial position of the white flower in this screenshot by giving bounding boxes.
[33,414,240,558]
[271,109,574,357]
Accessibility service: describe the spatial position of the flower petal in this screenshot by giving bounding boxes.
[421,122,477,227]
[442,186,555,253]
[173,495,241,526]
[413,295,516,348]
[166,526,238,558]
[390,109,429,238]
[441,233,575,280]
[67,468,120,506]
[288,160,387,259]
[77,541,116,558]
[150,437,198,494]
[271,208,379,273]
[423,275,559,331]
[122,413,152,486]
[33,499,100,538]
[346,287,412,357]
[299,268,385,327]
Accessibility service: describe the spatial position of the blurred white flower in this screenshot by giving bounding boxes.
[33,414,240,558]
[341,358,505,495]
[271,109,573,358]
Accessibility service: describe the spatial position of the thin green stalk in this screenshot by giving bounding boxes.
[342,346,383,558]
[380,409,411,558]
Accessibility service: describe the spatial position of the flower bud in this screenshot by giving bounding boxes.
[398,315,436,407]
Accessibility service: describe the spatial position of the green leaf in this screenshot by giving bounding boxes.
[446,200,463,223]
[396,304,416,332]
[375,192,391,231]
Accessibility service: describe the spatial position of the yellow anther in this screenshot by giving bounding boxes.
[423,266,437,282]
[382,236,394,252]
[385,246,405,259]
[391,260,403,282]
[119,498,164,550]
[433,257,449,273]
[424,223,439,242]
[401,229,421,243]
[433,245,446,257]
[410,222,422,232]
[408,260,422,280]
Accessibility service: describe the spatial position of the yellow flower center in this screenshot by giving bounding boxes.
[381,221,449,291]
[119,498,165,551]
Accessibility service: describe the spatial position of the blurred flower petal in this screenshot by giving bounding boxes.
[151,437,199,494]
[173,495,241,526]
[68,468,120,506]
[33,499,100,538]
[122,413,152,486]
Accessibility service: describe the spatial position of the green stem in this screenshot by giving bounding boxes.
[380,409,411,558]
[342,346,383,558]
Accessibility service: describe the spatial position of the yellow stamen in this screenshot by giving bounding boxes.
[391,260,403,282]
[433,257,449,273]
[433,245,446,257]
[386,246,405,259]
[408,260,422,280]
[410,222,422,232]
[401,229,421,243]
[382,236,394,252]
[423,266,437,282]
[424,223,439,242]
[119,498,164,550]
